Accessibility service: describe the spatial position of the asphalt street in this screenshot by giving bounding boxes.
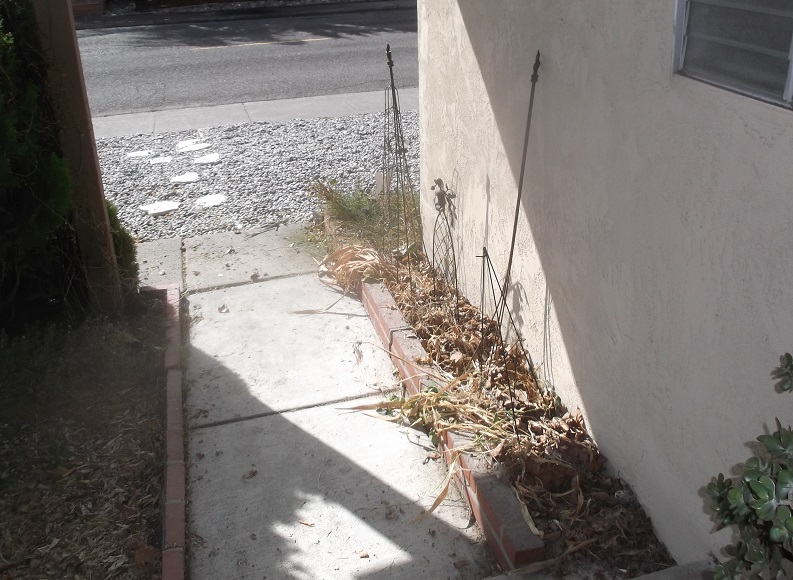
[78,7,417,116]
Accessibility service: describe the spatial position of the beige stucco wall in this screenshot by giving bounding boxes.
[418,0,793,564]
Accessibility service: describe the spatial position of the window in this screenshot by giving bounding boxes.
[675,0,793,106]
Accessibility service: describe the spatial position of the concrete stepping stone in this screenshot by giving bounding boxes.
[194,153,220,164]
[171,172,200,184]
[126,150,151,158]
[179,142,212,153]
[139,201,180,216]
[195,194,227,208]
[150,156,173,164]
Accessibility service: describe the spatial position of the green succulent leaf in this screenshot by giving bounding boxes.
[713,563,728,580]
[749,497,777,521]
[776,469,793,500]
[774,505,792,522]
[757,422,793,460]
[748,477,773,501]
[708,473,732,499]
[769,524,789,544]
[745,543,766,564]
[744,467,769,482]
[771,353,793,392]
[727,486,751,518]
[713,563,730,580]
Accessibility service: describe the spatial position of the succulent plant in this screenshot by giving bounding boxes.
[705,355,793,579]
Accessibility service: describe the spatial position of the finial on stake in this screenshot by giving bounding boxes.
[531,51,541,84]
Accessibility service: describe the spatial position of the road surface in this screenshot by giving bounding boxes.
[78,8,417,116]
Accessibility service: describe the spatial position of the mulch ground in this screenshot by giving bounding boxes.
[0,294,165,579]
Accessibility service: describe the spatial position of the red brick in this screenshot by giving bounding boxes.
[162,547,184,580]
[466,483,483,527]
[166,462,185,503]
[167,370,183,407]
[456,449,483,495]
[166,402,183,438]
[390,334,405,358]
[166,432,184,464]
[477,479,507,540]
[475,475,544,567]
[164,501,186,549]
[500,520,545,566]
[482,517,512,571]
[164,344,180,371]
[166,324,181,345]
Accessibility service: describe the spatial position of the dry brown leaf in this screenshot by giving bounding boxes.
[318,246,394,294]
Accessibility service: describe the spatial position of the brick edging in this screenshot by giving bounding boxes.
[144,284,185,580]
[360,281,545,570]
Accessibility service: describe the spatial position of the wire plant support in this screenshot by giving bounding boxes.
[430,178,460,322]
[496,51,541,326]
[473,51,542,443]
[478,247,539,443]
[381,44,422,286]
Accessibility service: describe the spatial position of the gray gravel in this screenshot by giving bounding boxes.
[97,111,419,241]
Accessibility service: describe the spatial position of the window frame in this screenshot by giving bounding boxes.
[673,0,793,108]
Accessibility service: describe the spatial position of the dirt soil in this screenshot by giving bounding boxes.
[0,293,166,579]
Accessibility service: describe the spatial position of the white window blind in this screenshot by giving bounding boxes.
[676,0,793,105]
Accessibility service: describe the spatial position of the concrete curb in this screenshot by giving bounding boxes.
[359,281,545,570]
[75,0,416,30]
[143,284,185,580]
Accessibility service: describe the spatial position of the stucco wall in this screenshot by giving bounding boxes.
[418,0,793,564]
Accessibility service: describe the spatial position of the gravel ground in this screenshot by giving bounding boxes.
[97,111,419,241]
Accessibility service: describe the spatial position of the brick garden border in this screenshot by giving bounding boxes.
[360,281,545,570]
[142,284,185,580]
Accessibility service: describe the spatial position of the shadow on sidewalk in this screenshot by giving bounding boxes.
[184,313,493,579]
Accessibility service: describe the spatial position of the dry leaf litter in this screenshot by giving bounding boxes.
[323,247,675,578]
[0,297,165,579]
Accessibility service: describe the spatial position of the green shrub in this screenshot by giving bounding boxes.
[106,201,138,291]
[0,2,86,326]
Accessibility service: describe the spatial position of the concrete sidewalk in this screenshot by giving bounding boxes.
[114,87,496,577]
[91,88,418,138]
[140,227,494,578]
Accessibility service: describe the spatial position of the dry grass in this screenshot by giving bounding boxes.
[0,295,165,579]
[318,245,394,295]
[312,180,422,261]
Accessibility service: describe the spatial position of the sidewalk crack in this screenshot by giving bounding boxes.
[189,387,401,430]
